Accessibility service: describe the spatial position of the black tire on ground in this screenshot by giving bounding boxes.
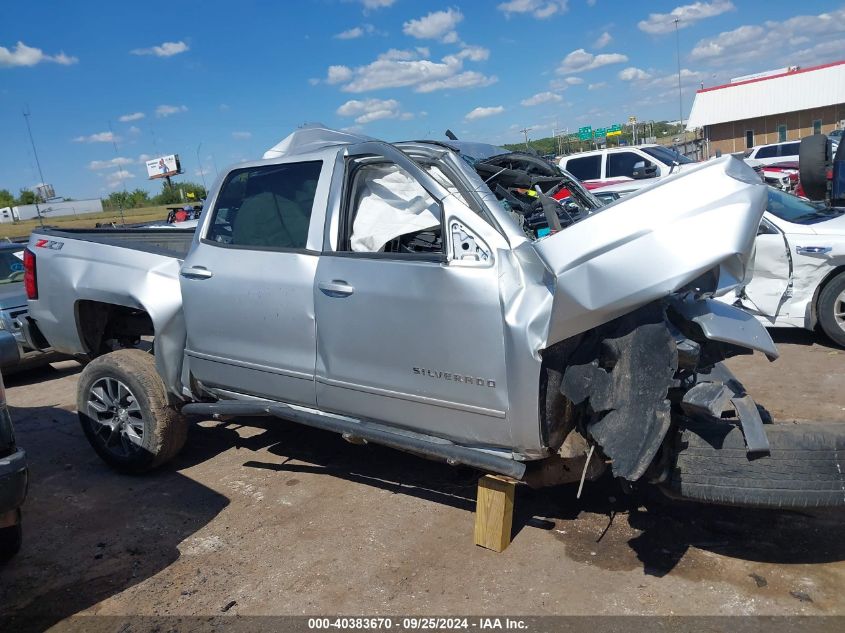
[77,349,188,474]
[798,134,830,200]
[818,272,845,348]
[664,419,845,509]
[0,510,22,562]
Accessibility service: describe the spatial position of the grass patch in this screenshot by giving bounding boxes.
[0,205,172,240]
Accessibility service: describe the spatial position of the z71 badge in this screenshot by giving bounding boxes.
[34,239,64,250]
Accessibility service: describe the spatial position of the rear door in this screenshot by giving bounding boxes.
[313,144,512,446]
[740,217,793,317]
[179,159,328,404]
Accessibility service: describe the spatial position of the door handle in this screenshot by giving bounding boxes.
[318,280,354,297]
[796,246,832,255]
[180,266,214,280]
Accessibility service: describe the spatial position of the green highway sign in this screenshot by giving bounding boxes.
[609,124,622,133]
[594,127,606,138]
[578,126,592,140]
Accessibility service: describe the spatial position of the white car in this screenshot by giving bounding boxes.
[558,144,695,183]
[743,140,800,166]
[593,179,845,346]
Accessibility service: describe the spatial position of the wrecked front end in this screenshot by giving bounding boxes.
[525,157,794,499]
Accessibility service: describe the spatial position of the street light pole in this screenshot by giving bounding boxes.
[674,18,684,140]
[196,142,207,193]
[22,106,45,227]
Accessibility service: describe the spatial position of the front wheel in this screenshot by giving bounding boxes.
[77,349,187,474]
[817,272,845,348]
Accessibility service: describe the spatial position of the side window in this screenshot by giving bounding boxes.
[207,161,322,249]
[342,162,443,256]
[755,145,778,159]
[606,152,644,178]
[780,142,800,156]
[565,155,601,181]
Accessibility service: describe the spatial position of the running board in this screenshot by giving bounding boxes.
[181,401,526,480]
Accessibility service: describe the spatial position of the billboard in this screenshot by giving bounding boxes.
[146,154,182,180]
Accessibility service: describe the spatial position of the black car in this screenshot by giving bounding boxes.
[0,331,25,560]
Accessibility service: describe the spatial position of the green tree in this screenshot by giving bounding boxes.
[153,180,207,205]
[0,189,14,208]
[17,189,36,205]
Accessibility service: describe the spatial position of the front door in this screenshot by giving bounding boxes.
[741,217,792,318]
[180,159,326,404]
[314,147,512,447]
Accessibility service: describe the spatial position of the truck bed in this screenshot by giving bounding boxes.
[35,227,195,259]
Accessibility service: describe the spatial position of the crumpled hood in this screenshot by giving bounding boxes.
[533,155,767,346]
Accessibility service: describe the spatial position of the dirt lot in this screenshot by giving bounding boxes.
[1,330,844,631]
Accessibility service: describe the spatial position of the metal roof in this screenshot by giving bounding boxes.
[686,60,845,130]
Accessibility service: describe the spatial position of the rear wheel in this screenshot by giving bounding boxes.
[77,349,187,474]
[817,272,845,348]
[664,418,845,509]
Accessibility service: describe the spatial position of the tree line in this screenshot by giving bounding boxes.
[101,181,207,211]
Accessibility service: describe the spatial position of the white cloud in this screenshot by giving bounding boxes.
[88,157,134,170]
[360,0,395,9]
[335,24,376,40]
[128,125,141,135]
[587,0,597,5]
[498,0,569,19]
[337,98,404,124]
[588,82,607,90]
[465,106,505,121]
[105,170,134,189]
[130,40,189,57]
[0,41,78,67]
[138,154,152,162]
[521,91,563,106]
[690,7,845,70]
[638,1,734,35]
[155,104,188,117]
[564,76,583,85]
[556,48,627,74]
[118,112,145,122]
[326,65,354,84]
[593,31,612,49]
[232,131,252,140]
[73,131,118,143]
[618,67,652,81]
[416,71,497,93]
[403,8,463,42]
[325,48,496,93]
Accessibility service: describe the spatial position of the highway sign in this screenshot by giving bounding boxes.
[578,126,592,140]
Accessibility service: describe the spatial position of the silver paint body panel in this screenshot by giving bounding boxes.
[27,128,769,459]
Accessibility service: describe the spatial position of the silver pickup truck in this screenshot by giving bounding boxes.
[23,127,845,509]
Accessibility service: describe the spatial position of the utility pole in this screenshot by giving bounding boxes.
[108,121,127,226]
[22,106,45,227]
[520,127,532,149]
[674,18,684,141]
[196,142,207,193]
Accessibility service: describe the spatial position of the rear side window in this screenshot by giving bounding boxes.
[755,145,778,159]
[606,152,643,178]
[780,142,800,156]
[565,155,601,180]
[206,161,322,250]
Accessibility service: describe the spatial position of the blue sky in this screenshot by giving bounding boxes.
[1,0,844,199]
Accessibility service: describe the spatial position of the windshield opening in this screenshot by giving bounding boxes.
[0,248,25,285]
[642,146,694,165]
[766,187,842,224]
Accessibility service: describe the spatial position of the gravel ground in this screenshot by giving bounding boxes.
[1,329,844,631]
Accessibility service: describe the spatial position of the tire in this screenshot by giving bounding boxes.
[817,272,845,348]
[798,134,830,200]
[0,510,22,562]
[77,349,187,474]
[664,419,845,509]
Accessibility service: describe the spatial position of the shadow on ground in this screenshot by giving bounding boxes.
[769,328,840,350]
[188,416,845,579]
[0,400,228,633]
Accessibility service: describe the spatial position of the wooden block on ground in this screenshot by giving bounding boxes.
[474,474,516,552]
